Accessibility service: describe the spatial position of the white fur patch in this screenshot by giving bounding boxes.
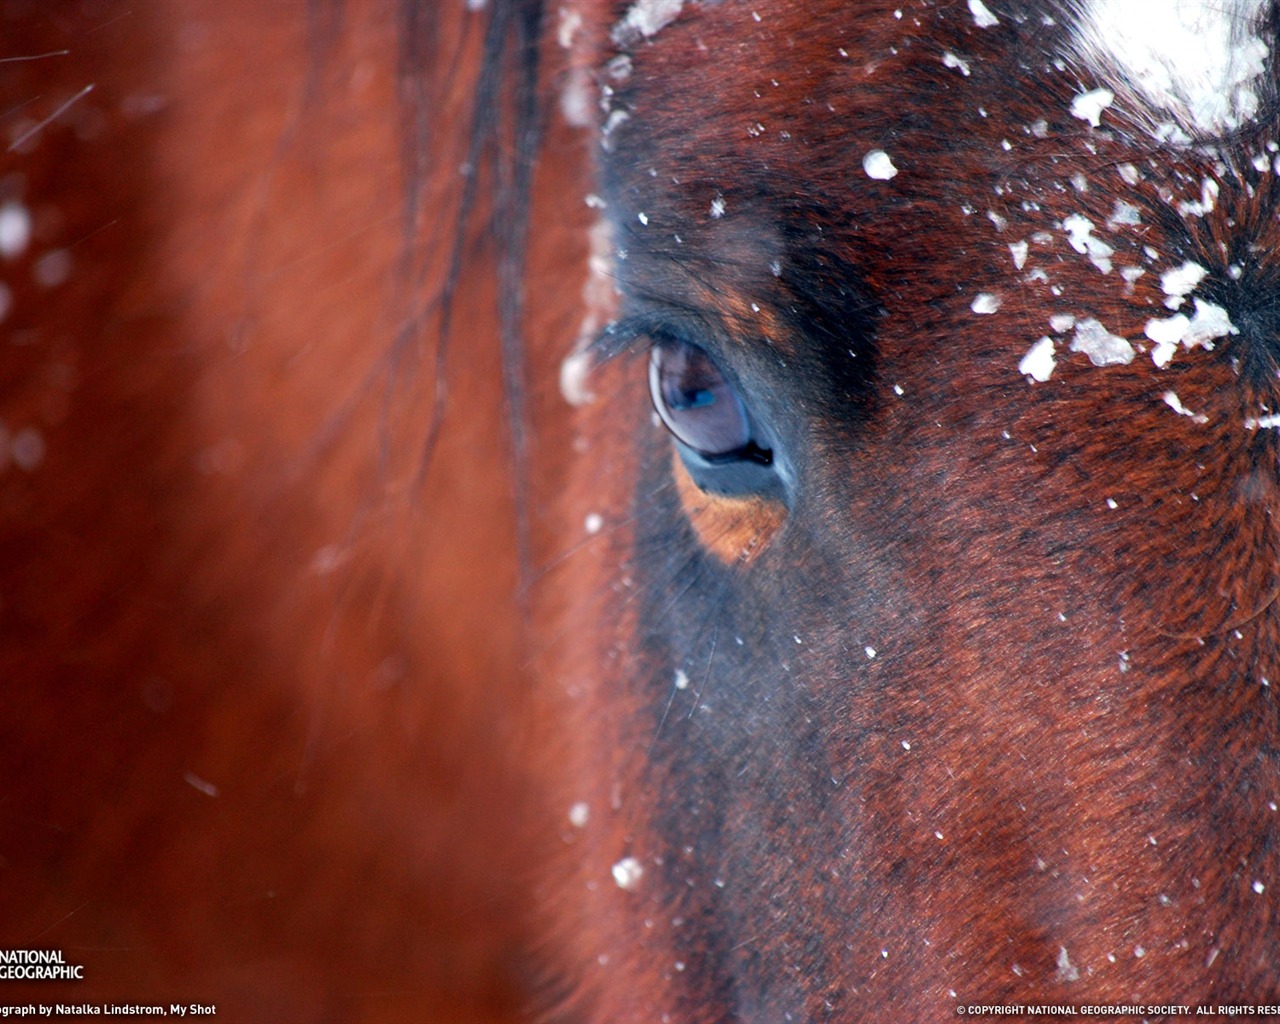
[1072,0,1271,137]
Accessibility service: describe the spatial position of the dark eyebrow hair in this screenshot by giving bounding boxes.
[588,307,723,367]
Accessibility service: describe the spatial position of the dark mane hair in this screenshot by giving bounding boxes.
[400,0,546,602]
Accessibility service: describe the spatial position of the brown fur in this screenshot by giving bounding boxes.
[5,2,1280,1022]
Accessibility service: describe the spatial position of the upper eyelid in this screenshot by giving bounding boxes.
[588,308,730,366]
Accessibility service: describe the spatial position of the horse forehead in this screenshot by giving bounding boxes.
[603,2,1045,215]
[609,0,1273,145]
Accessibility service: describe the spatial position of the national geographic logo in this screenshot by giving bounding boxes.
[0,952,84,981]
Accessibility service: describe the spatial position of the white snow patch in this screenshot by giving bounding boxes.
[1145,313,1190,367]
[968,0,999,29]
[557,7,583,48]
[1008,240,1028,269]
[1162,390,1208,423]
[1107,200,1142,227]
[1070,87,1114,127]
[1062,213,1113,274]
[1072,0,1270,137]
[1019,337,1056,382]
[569,802,590,828]
[560,348,595,406]
[1070,318,1134,366]
[612,855,644,890]
[1160,260,1208,308]
[0,202,31,259]
[559,67,594,127]
[1183,298,1237,349]
[710,193,726,218]
[1056,947,1081,984]
[1247,413,1280,430]
[612,0,684,46]
[584,512,603,535]
[971,292,1001,314]
[674,668,689,691]
[942,51,971,76]
[601,108,630,150]
[1049,313,1076,333]
[560,219,617,406]
[1177,177,1219,218]
[863,149,898,180]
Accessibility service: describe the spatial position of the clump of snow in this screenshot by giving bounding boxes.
[1120,266,1145,290]
[1062,213,1114,273]
[1177,178,1219,218]
[710,193,726,218]
[1019,337,1056,382]
[601,108,630,150]
[942,52,971,76]
[969,0,999,28]
[1049,313,1076,333]
[971,292,1001,314]
[1162,390,1208,423]
[568,802,590,828]
[612,855,644,890]
[1073,0,1270,136]
[612,0,684,46]
[1183,298,1238,348]
[1070,318,1134,366]
[1145,313,1190,367]
[1160,260,1208,308]
[1009,240,1029,269]
[557,7,583,48]
[1147,300,1235,365]
[1056,947,1081,984]
[0,202,31,259]
[1071,87,1114,127]
[1107,200,1142,227]
[863,149,898,180]
[559,351,594,406]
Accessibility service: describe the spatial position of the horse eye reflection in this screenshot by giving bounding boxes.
[648,338,753,458]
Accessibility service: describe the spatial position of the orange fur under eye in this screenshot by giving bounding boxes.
[670,450,786,564]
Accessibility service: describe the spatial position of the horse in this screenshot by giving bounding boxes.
[3,0,1278,1021]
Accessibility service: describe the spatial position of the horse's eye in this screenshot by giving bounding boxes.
[648,338,753,459]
